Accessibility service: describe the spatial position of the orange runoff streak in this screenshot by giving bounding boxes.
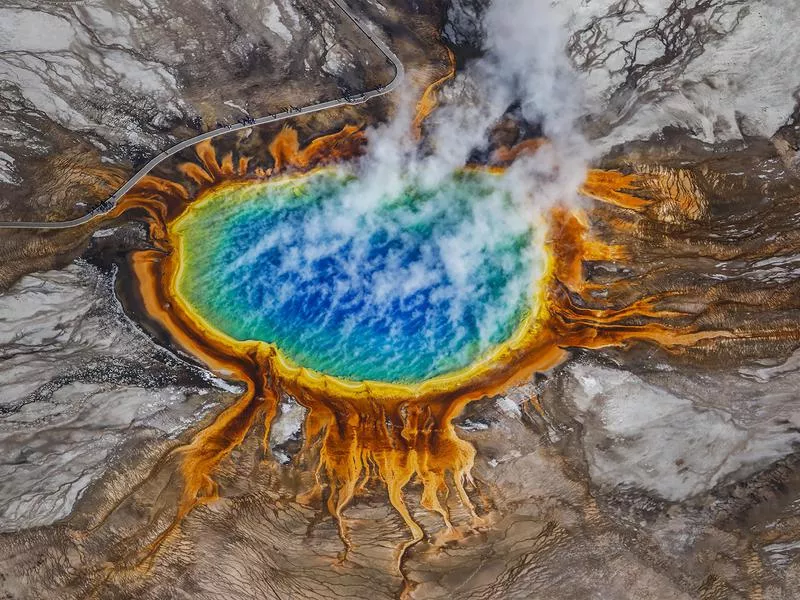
[95,125,725,568]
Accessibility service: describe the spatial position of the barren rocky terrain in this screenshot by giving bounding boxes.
[2,0,800,598]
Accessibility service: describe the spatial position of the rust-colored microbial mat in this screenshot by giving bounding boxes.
[7,0,800,597]
[80,111,728,584]
[5,27,800,600]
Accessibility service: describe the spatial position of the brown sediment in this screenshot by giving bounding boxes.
[89,121,731,572]
[637,165,710,222]
[580,165,713,223]
[579,169,652,210]
[411,48,456,137]
[491,138,549,165]
[490,145,706,224]
[269,124,367,172]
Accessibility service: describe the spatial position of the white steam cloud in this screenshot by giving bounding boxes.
[344,0,590,215]
[214,0,591,380]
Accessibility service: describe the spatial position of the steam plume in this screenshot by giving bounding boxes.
[229,0,589,368]
[346,0,589,212]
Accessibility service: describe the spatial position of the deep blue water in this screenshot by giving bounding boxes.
[175,171,539,383]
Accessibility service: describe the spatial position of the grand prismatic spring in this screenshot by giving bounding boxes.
[7,1,800,596]
[88,112,723,568]
[172,171,544,385]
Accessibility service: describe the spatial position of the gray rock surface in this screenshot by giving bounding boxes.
[0,262,228,531]
[0,0,391,218]
[564,361,800,500]
[445,0,800,149]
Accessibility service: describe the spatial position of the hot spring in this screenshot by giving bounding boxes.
[170,169,547,384]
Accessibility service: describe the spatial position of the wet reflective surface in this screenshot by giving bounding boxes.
[173,171,541,383]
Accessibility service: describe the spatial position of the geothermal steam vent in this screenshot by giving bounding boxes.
[171,169,547,384]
